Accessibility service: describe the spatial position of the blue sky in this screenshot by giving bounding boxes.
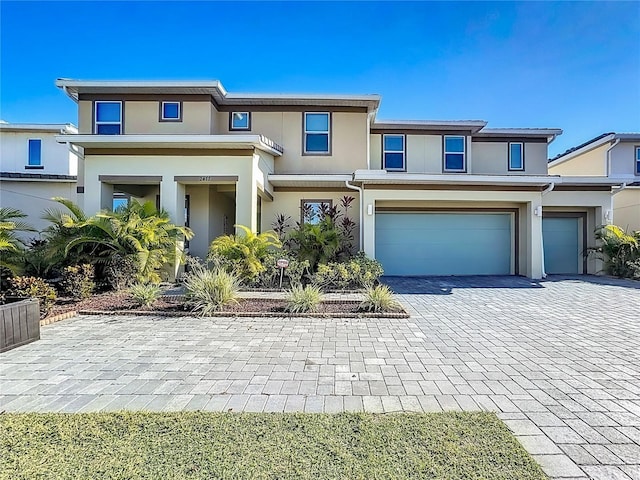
[1,1,638,157]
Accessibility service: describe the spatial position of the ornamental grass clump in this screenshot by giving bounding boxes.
[360,285,402,313]
[129,283,161,309]
[284,285,323,313]
[183,264,240,316]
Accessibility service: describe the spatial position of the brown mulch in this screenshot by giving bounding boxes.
[47,292,407,318]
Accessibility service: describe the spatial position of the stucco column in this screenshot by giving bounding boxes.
[160,178,185,281]
[235,174,257,233]
[527,201,544,279]
[361,189,376,259]
[100,182,114,212]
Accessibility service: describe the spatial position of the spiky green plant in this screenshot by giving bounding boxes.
[360,285,402,313]
[183,264,240,316]
[208,225,281,283]
[0,207,36,275]
[284,285,323,313]
[129,283,161,308]
[592,225,640,278]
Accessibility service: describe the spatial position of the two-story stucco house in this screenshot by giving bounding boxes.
[54,79,625,279]
[549,133,640,233]
[0,122,79,237]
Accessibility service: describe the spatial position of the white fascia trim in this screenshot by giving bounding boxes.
[268,174,353,183]
[559,176,636,186]
[548,134,617,167]
[54,134,283,156]
[353,170,559,185]
[374,119,488,132]
[0,123,78,133]
[477,128,563,143]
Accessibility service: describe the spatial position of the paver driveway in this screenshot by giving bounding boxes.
[1,276,639,479]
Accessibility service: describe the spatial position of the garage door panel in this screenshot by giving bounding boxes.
[543,217,580,275]
[375,212,512,276]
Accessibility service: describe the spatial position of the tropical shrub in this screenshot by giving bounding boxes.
[310,253,384,290]
[183,263,240,315]
[280,196,357,270]
[591,225,640,278]
[129,283,161,308]
[284,285,323,313]
[105,254,139,290]
[359,285,401,313]
[60,264,95,300]
[250,251,310,289]
[7,276,57,318]
[208,225,281,283]
[0,208,36,283]
[42,198,193,285]
[20,239,53,279]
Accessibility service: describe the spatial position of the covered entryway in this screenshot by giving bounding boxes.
[375,211,514,276]
[543,216,583,274]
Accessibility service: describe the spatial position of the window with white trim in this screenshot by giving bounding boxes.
[304,112,330,154]
[161,101,181,121]
[636,146,640,175]
[230,112,250,130]
[444,136,466,172]
[509,142,524,171]
[95,101,122,134]
[27,139,42,167]
[383,134,405,171]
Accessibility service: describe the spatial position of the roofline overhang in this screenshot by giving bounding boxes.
[476,128,563,143]
[549,133,640,167]
[54,134,283,156]
[0,123,77,134]
[55,78,381,113]
[372,120,487,133]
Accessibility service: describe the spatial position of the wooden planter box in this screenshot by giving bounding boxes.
[1,298,40,353]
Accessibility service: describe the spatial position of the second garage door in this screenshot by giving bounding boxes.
[375,212,513,276]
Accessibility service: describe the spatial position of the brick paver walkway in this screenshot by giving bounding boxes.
[1,276,638,479]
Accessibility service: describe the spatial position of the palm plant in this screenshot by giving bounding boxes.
[592,225,640,278]
[0,207,36,274]
[42,198,193,284]
[208,225,281,283]
[287,218,341,270]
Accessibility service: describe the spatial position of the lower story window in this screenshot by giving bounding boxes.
[301,199,332,224]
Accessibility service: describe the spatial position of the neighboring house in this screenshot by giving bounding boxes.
[549,133,640,233]
[0,122,78,238]
[54,79,625,279]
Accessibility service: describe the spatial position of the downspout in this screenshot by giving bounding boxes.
[609,182,628,224]
[540,182,555,278]
[605,138,621,177]
[345,179,363,251]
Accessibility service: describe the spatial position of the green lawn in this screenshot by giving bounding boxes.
[0,411,546,480]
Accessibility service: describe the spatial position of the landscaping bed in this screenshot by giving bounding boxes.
[0,411,546,480]
[46,291,409,319]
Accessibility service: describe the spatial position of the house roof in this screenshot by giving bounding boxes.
[0,122,77,134]
[548,132,640,166]
[55,79,381,113]
[476,128,562,143]
[372,119,488,133]
[0,171,77,181]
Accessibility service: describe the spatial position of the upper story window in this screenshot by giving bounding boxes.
[383,134,405,171]
[636,146,640,175]
[301,199,332,224]
[230,112,250,130]
[27,139,42,168]
[304,112,330,154]
[160,101,182,121]
[95,101,122,134]
[509,142,524,171]
[444,136,466,172]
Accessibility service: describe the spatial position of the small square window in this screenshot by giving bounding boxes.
[95,101,122,134]
[301,200,332,224]
[161,102,181,121]
[509,142,524,171]
[304,113,330,154]
[444,136,466,172]
[383,135,405,171]
[28,139,42,166]
[230,112,250,130]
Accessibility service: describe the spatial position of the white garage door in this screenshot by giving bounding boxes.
[375,212,513,276]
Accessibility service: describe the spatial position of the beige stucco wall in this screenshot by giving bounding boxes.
[79,101,92,134]
[471,142,548,175]
[260,190,361,251]
[613,188,640,232]
[0,180,77,239]
[217,111,369,174]
[549,143,609,176]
